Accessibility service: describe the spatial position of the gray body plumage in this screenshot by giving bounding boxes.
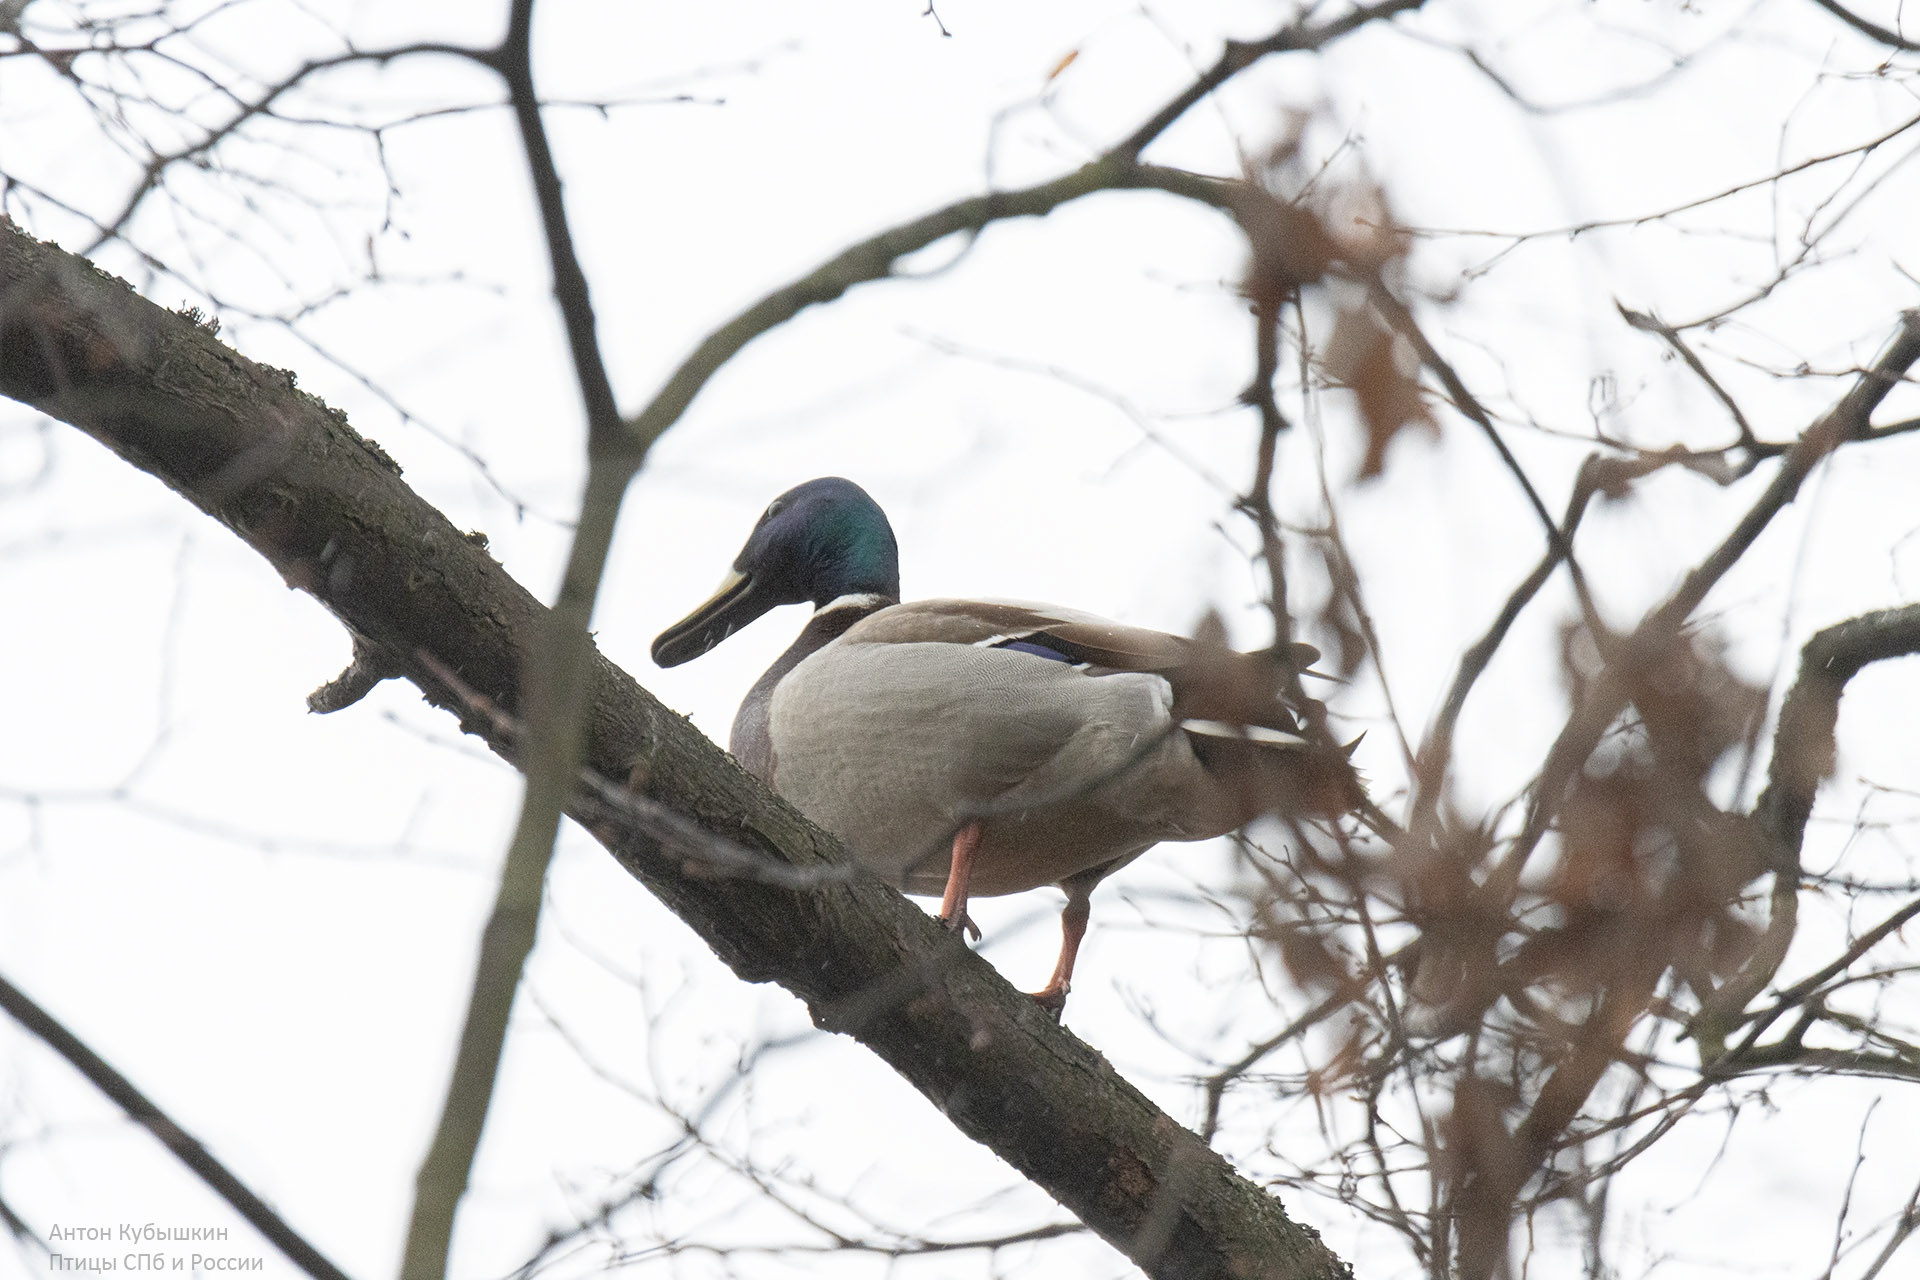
[766,640,1235,895]
[735,599,1256,898]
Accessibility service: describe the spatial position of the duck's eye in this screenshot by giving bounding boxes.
[762,501,785,523]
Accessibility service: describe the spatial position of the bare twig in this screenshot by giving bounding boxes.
[1410,461,1599,834]
[1366,279,1600,627]
[1856,1171,1920,1280]
[1616,303,1760,449]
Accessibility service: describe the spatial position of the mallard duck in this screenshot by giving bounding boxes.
[652,477,1355,1013]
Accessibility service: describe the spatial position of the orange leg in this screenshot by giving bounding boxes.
[1031,877,1094,1018]
[937,820,982,938]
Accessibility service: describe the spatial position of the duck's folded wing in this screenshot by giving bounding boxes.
[842,598,1322,730]
[835,598,1182,664]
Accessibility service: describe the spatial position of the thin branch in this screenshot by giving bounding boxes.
[78,40,488,257]
[400,0,641,1271]
[0,971,353,1280]
[1200,987,1358,1143]
[1616,303,1758,449]
[1856,1172,1920,1280]
[1819,1103,1880,1280]
[1744,896,1920,1034]
[1240,289,1305,673]
[1112,0,1429,161]
[1409,461,1598,834]
[1366,279,1599,626]
[1401,109,1920,253]
[618,12,1408,454]
[1807,0,1920,52]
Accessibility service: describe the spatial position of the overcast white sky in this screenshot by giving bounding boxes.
[6,1,1920,1277]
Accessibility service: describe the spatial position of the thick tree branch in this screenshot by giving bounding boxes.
[1688,605,1920,1047]
[0,220,1351,1280]
[1755,604,1920,860]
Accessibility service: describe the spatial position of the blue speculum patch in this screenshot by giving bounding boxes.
[994,638,1074,663]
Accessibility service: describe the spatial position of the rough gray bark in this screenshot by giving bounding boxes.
[0,219,1354,1280]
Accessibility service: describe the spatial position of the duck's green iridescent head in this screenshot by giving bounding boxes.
[651,477,901,667]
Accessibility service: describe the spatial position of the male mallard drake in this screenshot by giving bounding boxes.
[653,477,1356,1013]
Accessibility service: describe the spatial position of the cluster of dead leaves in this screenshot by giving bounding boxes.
[1236,125,1435,480]
[1523,628,1772,999]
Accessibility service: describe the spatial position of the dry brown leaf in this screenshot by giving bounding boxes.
[1323,302,1437,479]
[1237,188,1334,309]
